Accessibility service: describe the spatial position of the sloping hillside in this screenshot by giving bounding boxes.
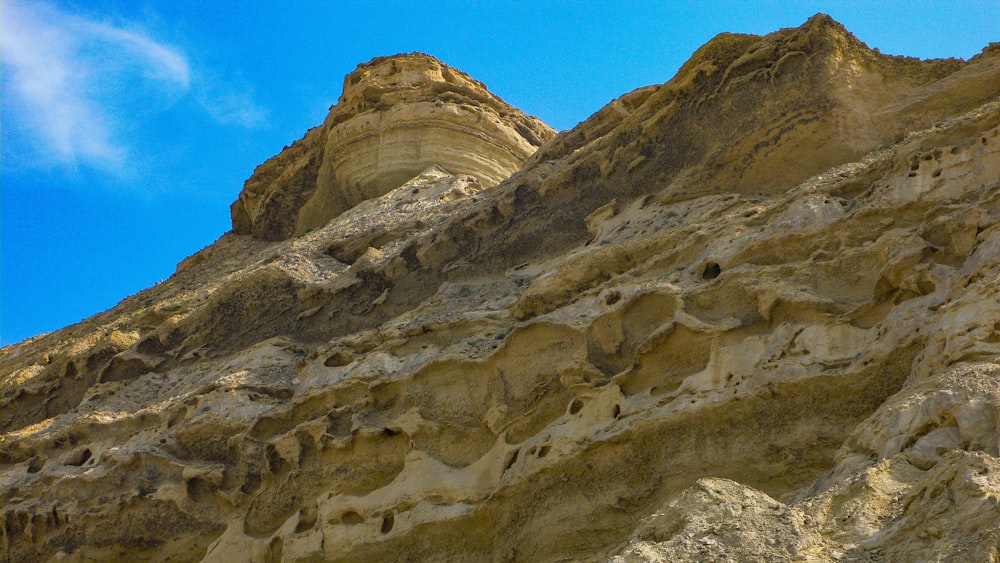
[2,15,999,562]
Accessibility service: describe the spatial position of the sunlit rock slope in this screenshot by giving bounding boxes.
[2,14,1000,562]
[230,52,555,241]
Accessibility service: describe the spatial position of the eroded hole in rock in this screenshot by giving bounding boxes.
[294,505,318,534]
[503,449,519,473]
[324,349,354,367]
[341,511,364,525]
[612,404,622,418]
[241,472,262,495]
[63,362,77,378]
[265,444,291,476]
[381,427,399,437]
[86,349,117,371]
[101,356,154,383]
[380,513,394,534]
[917,280,936,295]
[702,262,721,280]
[65,448,91,467]
[624,324,712,396]
[136,335,166,355]
[27,457,45,474]
[186,477,216,501]
[537,445,551,458]
[325,242,366,265]
[325,412,353,439]
[569,399,584,415]
[604,291,621,306]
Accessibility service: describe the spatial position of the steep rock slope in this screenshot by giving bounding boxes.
[2,15,1000,562]
[230,53,555,241]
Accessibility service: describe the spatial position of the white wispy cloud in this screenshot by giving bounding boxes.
[195,74,268,129]
[2,1,266,177]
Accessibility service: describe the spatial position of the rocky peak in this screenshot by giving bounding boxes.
[4,15,1000,563]
[230,52,555,241]
[521,12,985,227]
[337,53,491,111]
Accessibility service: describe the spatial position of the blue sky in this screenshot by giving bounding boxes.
[2,1,998,346]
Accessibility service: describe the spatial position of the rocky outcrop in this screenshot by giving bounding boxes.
[3,15,1000,562]
[230,52,555,241]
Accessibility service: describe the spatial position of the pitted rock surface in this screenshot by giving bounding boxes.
[3,15,1000,563]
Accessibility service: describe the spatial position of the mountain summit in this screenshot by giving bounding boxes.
[3,15,1000,562]
[231,52,554,241]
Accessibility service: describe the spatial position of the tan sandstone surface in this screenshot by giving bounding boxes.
[3,15,1000,562]
[230,52,555,241]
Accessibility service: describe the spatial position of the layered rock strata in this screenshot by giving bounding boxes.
[3,15,1000,562]
[230,52,555,240]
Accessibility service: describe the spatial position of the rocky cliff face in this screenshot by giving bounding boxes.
[3,15,1000,562]
[230,53,555,241]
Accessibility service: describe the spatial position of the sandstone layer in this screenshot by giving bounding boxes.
[3,15,1000,562]
[230,52,555,241]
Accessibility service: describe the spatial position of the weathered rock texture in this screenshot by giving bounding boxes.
[230,52,555,241]
[3,15,1000,562]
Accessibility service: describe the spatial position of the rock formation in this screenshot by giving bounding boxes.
[2,14,1000,562]
[230,53,555,241]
